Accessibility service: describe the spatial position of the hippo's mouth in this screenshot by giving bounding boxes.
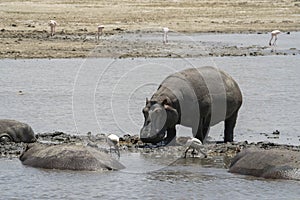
[140,129,166,144]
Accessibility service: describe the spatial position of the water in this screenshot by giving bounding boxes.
[1,33,300,199]
[1,157,300,199]
[1,56,299,145]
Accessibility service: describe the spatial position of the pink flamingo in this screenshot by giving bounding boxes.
[162,27,169,44]
[97,25,104,41]
[269,30,281,46]
[49,20,58,36]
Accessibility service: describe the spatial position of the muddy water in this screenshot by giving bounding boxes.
[1,53,300,198]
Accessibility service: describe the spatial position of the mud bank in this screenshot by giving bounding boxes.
[1,132,299,168]
[1,0,299,59]
[1,30,299,59]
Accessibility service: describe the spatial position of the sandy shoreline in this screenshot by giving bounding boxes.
[0,0,299,59]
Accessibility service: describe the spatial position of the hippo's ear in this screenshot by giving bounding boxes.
[146,98,149,105]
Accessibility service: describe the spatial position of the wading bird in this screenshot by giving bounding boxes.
[269,30,281,46]
[49,20,58,36]
[183,137,207,158]
[107,134,120,157]
[162,27,169,44]
[97,25,104,41]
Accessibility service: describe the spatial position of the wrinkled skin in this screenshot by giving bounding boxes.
[0,119,36,143]
[229,149,300,180]
[20,143,125,171]
[140,66,242,145]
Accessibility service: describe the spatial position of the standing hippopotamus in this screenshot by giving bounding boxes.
[20,143,125,171]
[0,119,36,143]
[229,148,300,180]
[140,66,242,145]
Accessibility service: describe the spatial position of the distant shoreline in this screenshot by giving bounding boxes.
[0,31,299,59]
[0,0,299,59]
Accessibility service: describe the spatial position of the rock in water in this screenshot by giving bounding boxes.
[20,143,125,171]
[229,148,300,180]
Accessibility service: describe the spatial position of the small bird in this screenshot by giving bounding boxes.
[107,134,120,157]
[49,20,58,36]
[183,137,207,158]
[162,27,169,44]
[97,25,104,41]
[269,30,281,46]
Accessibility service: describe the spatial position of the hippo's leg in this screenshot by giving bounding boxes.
[194,118,210,143]
[224,111,238,142]
[163,127,176,145]
[202,126,210,141]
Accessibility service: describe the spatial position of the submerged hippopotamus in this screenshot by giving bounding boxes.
[140,66,242,145]
[229,149,300,180]
[20,143,125,171]
[0,119,36,143]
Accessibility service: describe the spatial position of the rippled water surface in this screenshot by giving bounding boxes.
[1,55,299,145]
[1,35,300,199]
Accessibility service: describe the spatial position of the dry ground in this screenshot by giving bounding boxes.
[0,0,299,58]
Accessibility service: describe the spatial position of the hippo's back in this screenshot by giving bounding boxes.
[229,149,300,180]
[155,66,242,126]
[162,66,241,100]
[20,143,125,171]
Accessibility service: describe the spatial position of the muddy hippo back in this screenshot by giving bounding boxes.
[0,119,36,143]
[229,149,300,180]
[20,143,125,171]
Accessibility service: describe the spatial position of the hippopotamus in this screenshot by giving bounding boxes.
[229,148,300,180]
[0,119,36,143]
[140,66,242,145]
[20,143,125,171]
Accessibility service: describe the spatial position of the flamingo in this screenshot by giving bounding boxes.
[269,30,281,46]
[162,27,169,44]
[49,20,58,36]
[97,25,104,41]
[107,134,120,157]
[183,137,207,158]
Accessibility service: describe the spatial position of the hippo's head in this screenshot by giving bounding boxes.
[140,98,178,144]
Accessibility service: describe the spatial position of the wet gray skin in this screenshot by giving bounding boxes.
[140,66,243,145]
[229,148,300,180]
[0,119,36,143]
[20,143,125,171]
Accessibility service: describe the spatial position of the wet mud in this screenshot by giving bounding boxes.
[1,132,299,171]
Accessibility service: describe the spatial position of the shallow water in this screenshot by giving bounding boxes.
[1,33,300,199]
[1,157,300,200]
[1,55,299,145]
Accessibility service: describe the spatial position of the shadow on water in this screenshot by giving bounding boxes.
[146,156,234,183]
